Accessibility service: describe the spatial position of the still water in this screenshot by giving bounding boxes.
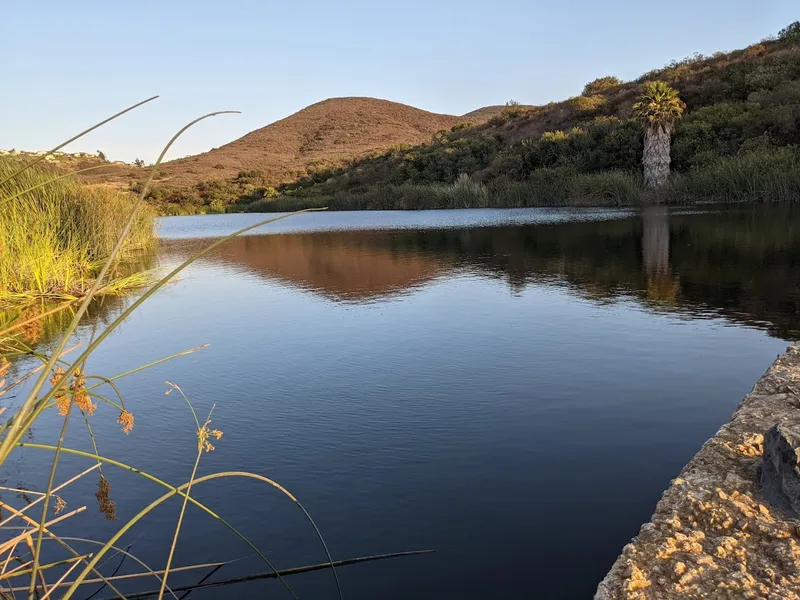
[10,206,800,599]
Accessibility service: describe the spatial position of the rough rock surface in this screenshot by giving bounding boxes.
[595,344,800,600]
[761,423,800,518]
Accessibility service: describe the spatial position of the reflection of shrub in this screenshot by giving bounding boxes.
[582,76,622,96]
[570,95,607,113]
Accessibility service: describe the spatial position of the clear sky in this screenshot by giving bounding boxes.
[2,1,796,163]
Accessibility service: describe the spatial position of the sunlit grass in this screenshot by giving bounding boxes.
[0,158,155,303]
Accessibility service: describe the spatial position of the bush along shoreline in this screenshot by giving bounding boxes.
[139,21,800,214]
[237,146,800,213]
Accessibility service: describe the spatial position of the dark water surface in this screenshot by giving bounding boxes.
[11,206,800,599]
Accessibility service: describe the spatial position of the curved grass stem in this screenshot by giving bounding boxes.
[0,96,158,187]
[0,109,239,464]
[28,411,71,599]
[20,444,300,600]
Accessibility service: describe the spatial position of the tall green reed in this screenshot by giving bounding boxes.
[0,158,154,302]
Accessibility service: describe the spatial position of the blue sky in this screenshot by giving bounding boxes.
[2,1,796,162]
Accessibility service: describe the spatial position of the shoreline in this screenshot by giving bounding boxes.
[595,343,800,599]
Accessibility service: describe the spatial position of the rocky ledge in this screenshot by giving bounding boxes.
[595,344,800,599]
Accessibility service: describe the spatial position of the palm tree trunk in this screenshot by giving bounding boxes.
[642,124,672,188]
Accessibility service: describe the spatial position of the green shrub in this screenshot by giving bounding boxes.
[208,199,226,213]
[583,76,622,96]
[570,95,608,113]
[451,122,474,133]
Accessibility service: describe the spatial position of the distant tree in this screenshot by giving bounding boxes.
[582,76,623,96]
[133,158,145,167]
[97,150,107,161]
[777,21,800,44]
[633,81,685,188]
[506,99,520,107]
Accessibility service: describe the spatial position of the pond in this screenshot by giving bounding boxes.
[9,206,800,599]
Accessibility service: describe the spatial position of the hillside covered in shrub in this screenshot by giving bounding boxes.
[144,22,800,213]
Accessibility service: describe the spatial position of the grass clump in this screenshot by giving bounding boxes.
[0,158,154,302]
[488,169,643,207]
[669,147,800,203]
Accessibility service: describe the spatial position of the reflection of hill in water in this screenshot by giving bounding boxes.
[177,232,447,302]
[166,207,800,340]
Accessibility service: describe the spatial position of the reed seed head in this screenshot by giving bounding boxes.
[50,367,70,416]
[54,495,67,515]
[96,475,116,520]
[70,369,96,415]
[197,421,223,453]
[117,410,134,434]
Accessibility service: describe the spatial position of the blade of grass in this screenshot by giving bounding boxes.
[0,165,123,209]
[27,408,72,599]
[58,471,339,600]
[0,506,87,556]
[84,346,209,393]
[39,558,85,600]
[0,110,240,464]
[7,208,324,458]
[157,386,209,600]
[157,406,209,600]
[20,444,299,600]
[0,464,100,528]
[93,551,435,600]
[23,535,49,597]
[2,554,90,581]
[43,538,181,600]
[0,503,129,600]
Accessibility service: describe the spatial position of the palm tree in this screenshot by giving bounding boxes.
[633,81,685,188]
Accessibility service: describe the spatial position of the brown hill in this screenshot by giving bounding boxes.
[86,97,469,190]
[163,97,467,186]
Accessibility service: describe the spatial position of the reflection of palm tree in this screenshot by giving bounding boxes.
[642,207,680,302]
[642,207,670,276]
